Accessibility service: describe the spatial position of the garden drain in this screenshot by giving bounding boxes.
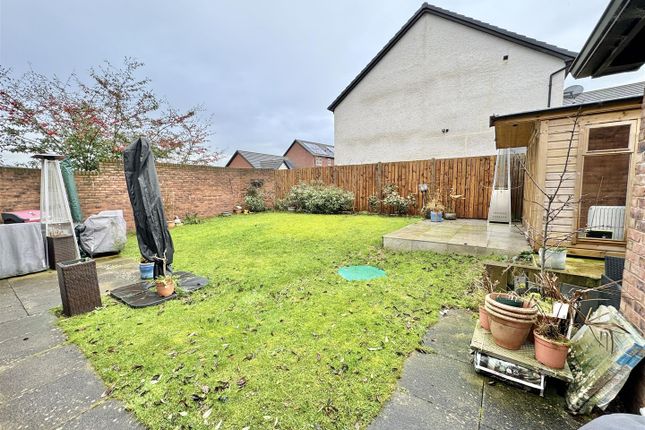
[338,265,386,281]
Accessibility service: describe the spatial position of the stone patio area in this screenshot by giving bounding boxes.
[383,219,530,256]
[369,310,591,430]
[0,256,143,429]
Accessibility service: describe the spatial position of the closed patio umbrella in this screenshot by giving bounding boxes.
[123,137,174,277]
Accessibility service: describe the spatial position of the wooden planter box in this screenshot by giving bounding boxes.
[56,258,102,316]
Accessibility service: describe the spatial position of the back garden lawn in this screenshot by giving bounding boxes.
[59,213,484,429]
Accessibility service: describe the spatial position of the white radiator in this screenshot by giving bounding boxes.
[587,206,625,241]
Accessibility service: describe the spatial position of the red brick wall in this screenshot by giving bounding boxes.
[0,162,275,229]
[623,95,645,336]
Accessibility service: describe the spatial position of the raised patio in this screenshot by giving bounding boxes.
[383,219,530,256]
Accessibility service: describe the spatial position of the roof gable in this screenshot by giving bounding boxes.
[285,139,335,158]
[225,150,288,169]
[328,2,577,112]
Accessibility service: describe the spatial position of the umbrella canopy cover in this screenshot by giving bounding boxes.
[123,137,174,276]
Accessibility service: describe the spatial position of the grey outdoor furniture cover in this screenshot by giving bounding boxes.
[123,137,174,277]
[0,222,47,279]
[79,210,127,256]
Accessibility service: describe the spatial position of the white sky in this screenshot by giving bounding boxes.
[1,0,644,166]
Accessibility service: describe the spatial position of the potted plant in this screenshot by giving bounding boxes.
[538,247,567,270]
[473,273,498,331]
[444,188,464,220]
[485,291,538,350]
[424,189,444,222]
[531,272,571,369]
[155,274,177,297]
[153,252,177,297]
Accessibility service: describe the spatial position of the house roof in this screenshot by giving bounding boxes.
[327,2,577,112]
[570,0,645,78]
[563,81,645,105]
[286,139,335,158]
[225,150,289,169]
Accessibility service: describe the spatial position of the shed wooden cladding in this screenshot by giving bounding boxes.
[274,156,525,220]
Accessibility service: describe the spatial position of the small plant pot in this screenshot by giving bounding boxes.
[444,212,457,220]
[479,306,490,331]
[139,262,155,280]
[430,211,443,222]
[538,248,567,270]
[533,331,569,369]
[167,221,176,229]
[155,278,175,297]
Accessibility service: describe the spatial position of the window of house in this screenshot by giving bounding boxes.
[577,122,633,242]
[315,157,322,166]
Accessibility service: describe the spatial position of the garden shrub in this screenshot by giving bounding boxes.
[183,212,202,225]
[284,181,354,214]
[381,184,415,215]
[245,179,267,212]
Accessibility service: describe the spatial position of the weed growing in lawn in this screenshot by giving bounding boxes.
[59,213,482,429]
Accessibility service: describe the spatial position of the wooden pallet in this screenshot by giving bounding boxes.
[470,321,573,395]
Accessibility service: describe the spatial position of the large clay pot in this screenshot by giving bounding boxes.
[534,331,569,369]
[485,302,536,321]
[486,306,534,350]
[486,293,538,316]
[479,306,490,331]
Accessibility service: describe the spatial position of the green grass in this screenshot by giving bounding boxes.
[59,213,483,429]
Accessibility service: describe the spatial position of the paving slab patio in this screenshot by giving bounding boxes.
[383,219,530,256]
[0,256,144,430]
[369,310,591,430]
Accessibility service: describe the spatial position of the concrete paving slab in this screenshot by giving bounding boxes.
[481,381,585,430]
[0,367,105,429]
[0,345,87,400]
[422,310,475,364]
[61,400,144,430]
[368,388,478,430]
[0,313,64,366]
[0,304,28,324]
[398,353,483,423]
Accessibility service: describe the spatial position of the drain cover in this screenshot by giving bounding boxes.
[338,265,386,281]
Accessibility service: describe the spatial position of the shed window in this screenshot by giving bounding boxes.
[587,124,630,151]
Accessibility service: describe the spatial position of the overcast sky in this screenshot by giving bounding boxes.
[2,0,644,165]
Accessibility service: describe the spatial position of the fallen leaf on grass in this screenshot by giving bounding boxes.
[237,377,247,389]
[151,374,161,384]
[101,384,114,398]
[203,408,212,419]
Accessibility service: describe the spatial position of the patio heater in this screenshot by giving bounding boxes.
[33,153,80,268]
[488,148,512,225]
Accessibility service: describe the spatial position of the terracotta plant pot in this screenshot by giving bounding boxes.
[485,293,538,316]
[485,302,536,321]
[479,306,490,330]
[486,306,534,350]
[533,331,569,369]
[156,278,175,297]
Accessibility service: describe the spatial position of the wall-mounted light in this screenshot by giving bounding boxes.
[441,128,449,134]
[418,183,428,192]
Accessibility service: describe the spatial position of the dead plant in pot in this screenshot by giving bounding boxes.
[444,188,464,220]
[532,272,572,369]
[472,272,498,331]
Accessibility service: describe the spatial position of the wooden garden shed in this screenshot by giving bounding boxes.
[491,95,643,258]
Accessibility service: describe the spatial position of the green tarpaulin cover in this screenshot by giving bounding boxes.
[338,265,386,281]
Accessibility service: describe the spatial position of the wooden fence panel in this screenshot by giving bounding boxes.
[273,155,524,220]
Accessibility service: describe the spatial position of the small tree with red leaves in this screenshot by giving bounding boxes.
[0,58,222,170]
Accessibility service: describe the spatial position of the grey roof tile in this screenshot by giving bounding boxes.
[294,140,335,158]
[563,81,645,105]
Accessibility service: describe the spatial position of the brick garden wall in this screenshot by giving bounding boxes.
[623,95,645,336]
[622,92,645,414]
[0,162,275,229]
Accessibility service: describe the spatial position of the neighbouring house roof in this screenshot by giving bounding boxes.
[225,150,291,169]
[570,0,645,78]
[285,140,335,158]
[327,2,577,112]
[563,81,645,105]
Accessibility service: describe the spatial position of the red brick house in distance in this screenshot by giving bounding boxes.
[283,140,334,168]
[225,150,292,170]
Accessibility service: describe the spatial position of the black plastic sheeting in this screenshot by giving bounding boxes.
[123,137,174,277]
